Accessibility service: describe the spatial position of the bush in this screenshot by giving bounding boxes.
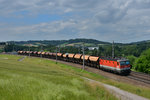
[135,48,150,74]
[127,55,137,69]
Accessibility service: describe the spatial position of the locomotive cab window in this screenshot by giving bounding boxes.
[120,61,126,65]
[120,61,130,65]
[117,62,119,65]
[126,61,130,65]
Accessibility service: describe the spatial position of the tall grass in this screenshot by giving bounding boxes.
[0,55,117,100]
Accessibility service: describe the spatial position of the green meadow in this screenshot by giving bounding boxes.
[0,55,117,100]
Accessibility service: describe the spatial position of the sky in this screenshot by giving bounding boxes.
[0,0,150,43]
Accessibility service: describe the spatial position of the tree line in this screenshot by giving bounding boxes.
[1,41,150,74]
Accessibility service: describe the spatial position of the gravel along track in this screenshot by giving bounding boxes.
[129,71,150,84]
[127,74,150,85]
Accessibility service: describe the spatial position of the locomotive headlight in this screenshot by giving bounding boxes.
[117,66,120,69]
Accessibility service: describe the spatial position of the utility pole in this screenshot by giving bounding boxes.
[40,45,43,58]
[29,44,30,57]
[58,45,60,53]
[112,41,115,58]
[13,46,14,52]
[97,48,98,56]
[12,41,15,55]
[12,41,15,52]
[78,45,81,54]
[82,43,85,70]
[56,46,58,64]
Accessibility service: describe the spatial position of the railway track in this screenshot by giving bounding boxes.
[53,58,150,86]
[128,71,150,85]
[46,56,150,87]
[130,71,150,80]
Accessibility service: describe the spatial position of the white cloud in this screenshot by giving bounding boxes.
[0,0,150,42]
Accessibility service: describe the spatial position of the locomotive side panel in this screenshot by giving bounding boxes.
[100,59,131,74]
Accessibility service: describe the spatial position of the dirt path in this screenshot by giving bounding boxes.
[82,77,148,100]
[18,56,26,61]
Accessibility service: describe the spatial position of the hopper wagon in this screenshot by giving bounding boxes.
[68,54,75,62]
[74,54,82,63]
[88,56,100,68]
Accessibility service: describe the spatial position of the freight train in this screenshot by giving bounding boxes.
[17,51,131,75]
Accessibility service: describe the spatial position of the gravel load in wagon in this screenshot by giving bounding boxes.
[37,52,41,55]
[68,54,75,58]
[23,51,26,53]
[18,51,23,54]
[48,53,53,56]
[74,54,82,59]
[29,51,33,54]
[63,54,67,57]
[41,52,46,55]
[57,53,62,57]
[45,52,49,55]
[81,55,90,60]
[33,51,37,54]
[89,56,99,62]
[52,53,56,56]
[27,51,30,53]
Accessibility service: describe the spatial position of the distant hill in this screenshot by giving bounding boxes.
[129,40,150,45]
[1,39,150,47]
[4,38,111,47]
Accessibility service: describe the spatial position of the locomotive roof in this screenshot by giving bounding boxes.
[100,57,128,61]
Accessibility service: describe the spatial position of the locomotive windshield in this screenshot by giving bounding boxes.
[126,61,130,65]
[120,61,130,65]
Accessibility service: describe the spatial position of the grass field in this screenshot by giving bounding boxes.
[0,55,150,100]
[0,55,117,100]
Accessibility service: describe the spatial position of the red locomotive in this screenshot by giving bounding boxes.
[17,51,131,75]
[100,58,131,74]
